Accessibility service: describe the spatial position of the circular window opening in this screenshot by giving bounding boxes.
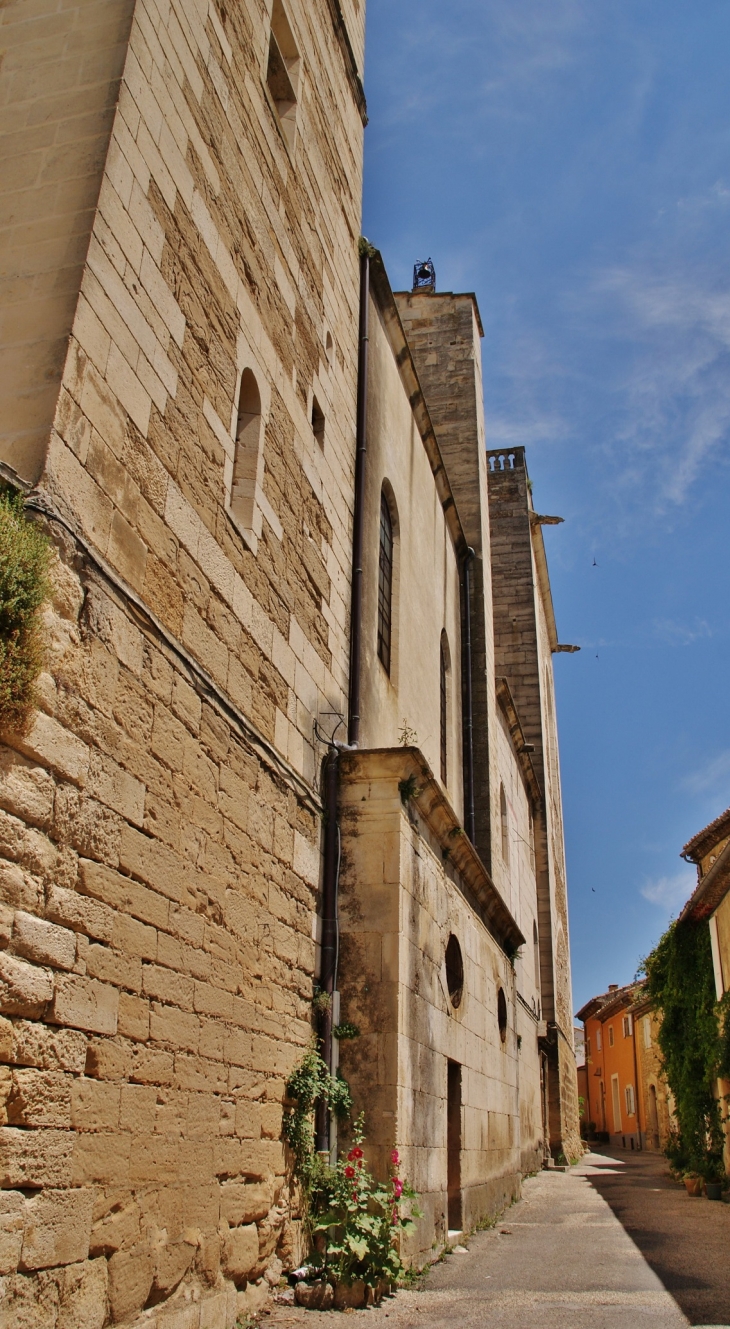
[445,934,463,1008]
[497,987,508,1043]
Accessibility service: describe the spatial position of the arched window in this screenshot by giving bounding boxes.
[497,987,507,1043]
[440,632,450,785]
[499,783,510,865]
[377,491,393,674]
[230,368,263,532]
[533,920,540,991]
[445,935,463,1008]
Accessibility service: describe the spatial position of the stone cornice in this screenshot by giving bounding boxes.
[339,745,525,953]
[680,835,730,924]
[495,677,542,808]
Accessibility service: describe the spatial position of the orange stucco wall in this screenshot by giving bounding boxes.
[583,1006,642,1146]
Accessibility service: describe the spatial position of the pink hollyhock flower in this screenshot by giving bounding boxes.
[390,1149,400,1166]
[393,1178,403,1198]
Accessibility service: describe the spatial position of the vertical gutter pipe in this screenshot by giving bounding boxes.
[347,248,370,747]
[315,745,340,1153]
[462,547,476,844]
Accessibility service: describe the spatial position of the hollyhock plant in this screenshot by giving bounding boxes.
[308,1114,421,1291]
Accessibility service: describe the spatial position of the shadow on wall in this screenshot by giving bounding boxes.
[583,1147,730,1327]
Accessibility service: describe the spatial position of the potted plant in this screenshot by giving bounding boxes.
[683,1172,703,1197]
[705,1177,724,1202]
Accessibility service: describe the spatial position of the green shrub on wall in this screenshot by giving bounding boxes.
[0,491,51,732]
[643,919,727,1179]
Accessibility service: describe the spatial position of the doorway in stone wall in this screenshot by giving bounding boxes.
[447,1060,462,1232]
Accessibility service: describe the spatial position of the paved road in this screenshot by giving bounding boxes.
[266,1150,730,1328]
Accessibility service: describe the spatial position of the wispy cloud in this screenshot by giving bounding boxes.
[652,617,713,646]
[682,750,730,797]
[641,870,696,911]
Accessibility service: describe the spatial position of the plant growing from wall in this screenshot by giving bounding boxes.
[642,919,727,1180]
[282,1045,352,1186]
[0,491,51,732]
[283,1052,421,1293]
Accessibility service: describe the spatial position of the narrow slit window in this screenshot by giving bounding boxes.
[500,783,510,865]
[266,0,300,151]
[377,491,393,674]
[230,368,263,532]
[440,633,448,785]
[311,396,325,446]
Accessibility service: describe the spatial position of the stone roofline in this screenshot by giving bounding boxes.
[369,250,469,561]
[495,676,542,810]
[681,805,730,863]
[392,288,485,337]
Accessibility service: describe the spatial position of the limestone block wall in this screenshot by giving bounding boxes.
[487,448,580,1161]
[393,290,498,872]
[0,535,321,1325]
[0,0,368,1320]
[0,0,137,484]
[336,749,527,1265]
[359,294,464,818]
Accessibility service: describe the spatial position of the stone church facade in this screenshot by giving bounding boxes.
[0,0,578,1323]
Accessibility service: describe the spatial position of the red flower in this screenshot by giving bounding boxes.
[352,1191,358,1202]
[390,1149,400,1166]
[357,1159,363,1168]
[393,1178,403,1198]
[351,1147,364,1159]
[345,1165,355,1178]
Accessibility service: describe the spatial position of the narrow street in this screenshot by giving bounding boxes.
[267,1150,730,1328]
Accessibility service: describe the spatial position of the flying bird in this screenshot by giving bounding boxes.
[592,557,598,566]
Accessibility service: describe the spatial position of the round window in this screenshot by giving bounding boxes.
[497,987,508,1043]
[445,934,463,1008]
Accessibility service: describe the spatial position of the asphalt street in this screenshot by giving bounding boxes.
[266,1149,730,1328]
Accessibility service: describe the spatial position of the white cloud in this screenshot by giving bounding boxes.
[682,749,730,796]
[641,870,696,911]
[652,617,713,647]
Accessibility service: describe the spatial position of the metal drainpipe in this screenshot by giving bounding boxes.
[462,547,476,844]
[347,248,370,747]
[315,745,340,1153]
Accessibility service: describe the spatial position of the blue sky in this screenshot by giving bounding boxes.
[361,0,730,1010]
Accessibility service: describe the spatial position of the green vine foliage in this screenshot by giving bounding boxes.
[282,1046,352,1186]
[643,919,726,1180]
[0,492,51,732]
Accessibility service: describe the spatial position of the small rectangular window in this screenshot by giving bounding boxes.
[311,396,325,446]
[625,1084,635,1116]
[622,1015,631,1038]
[643,1016,651,1049]
[596,1026,602,1052]
[608,1025,614,1047]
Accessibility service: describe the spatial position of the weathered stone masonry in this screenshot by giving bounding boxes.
[0,0,367,1322]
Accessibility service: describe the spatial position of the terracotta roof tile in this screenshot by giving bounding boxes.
[681,806,730,863]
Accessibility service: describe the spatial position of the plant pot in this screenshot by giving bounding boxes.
[295,1280,334,1309]
[705,1182,723,1201]
[333,1280,367,1309]
[684,1176,703,1197]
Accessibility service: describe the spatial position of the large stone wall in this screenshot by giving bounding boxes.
[336,748,534,1264]
[0,0,366,1322]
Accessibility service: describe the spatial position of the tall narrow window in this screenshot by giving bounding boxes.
[311,396,325,446]
[230,368,263,532]
[440,632,449,785]
[377,491,393,674]
[266,0,300,151]
[533,920,540,991]
[499,783,510,865]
